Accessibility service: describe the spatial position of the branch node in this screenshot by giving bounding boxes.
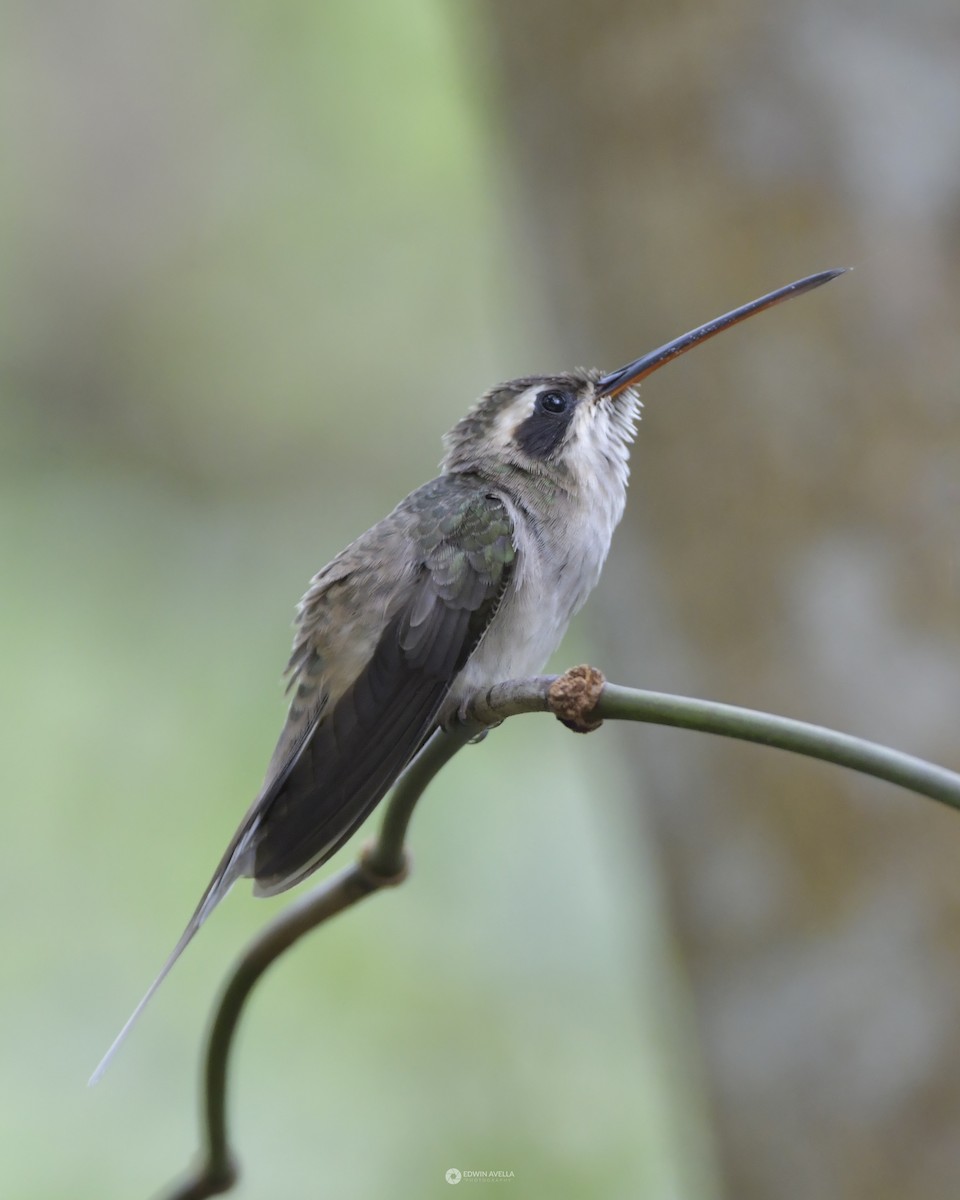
[548,665,605,733]
[358,844,411,888]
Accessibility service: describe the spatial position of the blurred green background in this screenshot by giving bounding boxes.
[5,1,960,1198]
[1,3,706,1198]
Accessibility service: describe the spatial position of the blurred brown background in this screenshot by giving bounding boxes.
[3,1,959,1197]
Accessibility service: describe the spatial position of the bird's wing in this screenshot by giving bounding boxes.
[88,482,515,1084]
[248,481,516,895]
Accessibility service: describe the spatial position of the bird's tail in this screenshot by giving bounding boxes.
[88,826,255,1086]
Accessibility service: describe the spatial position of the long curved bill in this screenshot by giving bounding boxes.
[597,268,845,398]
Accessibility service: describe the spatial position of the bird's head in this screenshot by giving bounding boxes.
[441,368,640,491]
[442,269,844,490]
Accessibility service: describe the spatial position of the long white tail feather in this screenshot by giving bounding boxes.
[88,820,259,1084]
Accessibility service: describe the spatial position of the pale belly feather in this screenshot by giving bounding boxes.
[450,479,623,700]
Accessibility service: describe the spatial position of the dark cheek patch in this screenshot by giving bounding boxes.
[514,406,576,460]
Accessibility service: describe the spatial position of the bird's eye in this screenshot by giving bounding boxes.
[538,390,568,414]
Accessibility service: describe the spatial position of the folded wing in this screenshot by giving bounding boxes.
[250,481,516,893]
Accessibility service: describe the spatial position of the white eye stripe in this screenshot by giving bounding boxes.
[491,387,538,439]
[524,387,557,423]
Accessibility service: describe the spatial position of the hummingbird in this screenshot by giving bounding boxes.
[91,268,842,1081]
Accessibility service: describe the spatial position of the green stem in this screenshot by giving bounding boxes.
[160,673,960,1197]
[364,724,476,877]
[161,726,473,1200]
[161,864,386,1199]
[598,684,960,810]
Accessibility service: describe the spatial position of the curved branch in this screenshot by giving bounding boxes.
[597,682,960,809]
[161,723,476,1200]
[161,668,960,1197]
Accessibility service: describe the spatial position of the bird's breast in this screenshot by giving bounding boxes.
[451,483,622,697]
